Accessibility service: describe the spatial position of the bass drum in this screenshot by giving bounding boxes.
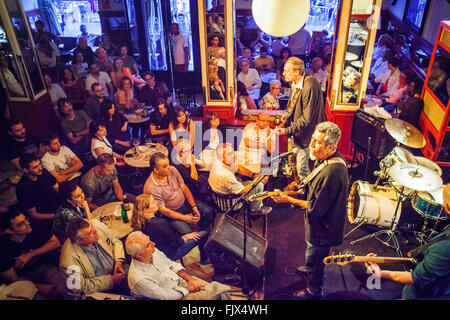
[347,181,402,228]
[414,156,442,177]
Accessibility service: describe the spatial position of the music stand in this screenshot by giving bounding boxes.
[349,186,406,257]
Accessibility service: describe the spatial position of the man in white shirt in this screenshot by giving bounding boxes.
[376,57,401,97]
[170,23,189,88]
[208,143,272,216]
[85,62,114,98]
[306,57,327,92]
[41,134,83,184]
[126,231,230,300]
[237,59,262,101]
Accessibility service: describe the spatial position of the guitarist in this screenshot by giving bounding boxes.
[272,122,349,299]
[366,184,450,299]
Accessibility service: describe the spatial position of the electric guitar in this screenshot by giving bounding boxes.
[248,190,286,202]
[323,254,417,266]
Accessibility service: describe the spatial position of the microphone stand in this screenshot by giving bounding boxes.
[223,157,282,298]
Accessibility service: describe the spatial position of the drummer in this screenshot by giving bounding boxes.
[366,184,450,299]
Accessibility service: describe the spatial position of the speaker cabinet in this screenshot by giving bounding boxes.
[351,109,396,159]
[205,214,268,274]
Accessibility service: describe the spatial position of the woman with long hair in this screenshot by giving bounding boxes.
[131,193,208,261]
[60,66,87,109]
[71,51,89,80]
[236,80,257,113]
[100,103,131,154]
[110,57,133,89]
[168,106,195,149]
[52,180,91,242]
[114,76,139,112]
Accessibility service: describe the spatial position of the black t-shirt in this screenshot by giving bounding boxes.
[143,218,183,260]
[2,135,39,162]
[16,169,58,214]
[138,81,169,107]
[102,113,129,143]
[0,223,53,275]
[149,110,171,137]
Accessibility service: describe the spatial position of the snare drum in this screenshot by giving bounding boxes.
[347,181,402,228]
[414,156,442,177]
[411,191,445,220]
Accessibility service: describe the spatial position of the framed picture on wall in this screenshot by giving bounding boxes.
[403,0,431,34]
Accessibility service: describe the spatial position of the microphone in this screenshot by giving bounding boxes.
[270,147,299,162]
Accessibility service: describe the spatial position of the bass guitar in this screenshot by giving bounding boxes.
[323,254,417,266]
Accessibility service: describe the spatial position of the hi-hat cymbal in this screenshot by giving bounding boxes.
[389,163,443,191]
[385,118,425,148]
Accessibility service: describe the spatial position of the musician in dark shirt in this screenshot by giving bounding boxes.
[272,122,349,300]
[396,79,424,128]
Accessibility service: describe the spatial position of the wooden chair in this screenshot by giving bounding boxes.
[211,190,253,227]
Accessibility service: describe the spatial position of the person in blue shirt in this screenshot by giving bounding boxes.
[366,184,450,299]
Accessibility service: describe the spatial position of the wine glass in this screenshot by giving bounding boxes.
[133,138,140,155]
[145,138,152,148]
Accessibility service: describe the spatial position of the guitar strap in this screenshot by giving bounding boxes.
[297,157,347,195]
[407,228,450,258]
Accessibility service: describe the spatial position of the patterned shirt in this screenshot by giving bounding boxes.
[260,92,280,110]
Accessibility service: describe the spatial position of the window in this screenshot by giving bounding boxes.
[403,0,431,34]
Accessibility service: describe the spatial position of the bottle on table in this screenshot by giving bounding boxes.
[123,195,130,211]
[121,203,129,223]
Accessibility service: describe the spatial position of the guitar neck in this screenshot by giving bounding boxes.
[352,256,416,264]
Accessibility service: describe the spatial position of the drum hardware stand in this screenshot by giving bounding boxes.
[413,206,445,245]
[349,186,406,257]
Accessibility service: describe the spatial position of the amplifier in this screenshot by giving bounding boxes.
[351,109,396,159]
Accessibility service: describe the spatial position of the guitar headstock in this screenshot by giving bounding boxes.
[323,254,356,266]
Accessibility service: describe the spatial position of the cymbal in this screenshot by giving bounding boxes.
[389,163,443,191]
[385,118,425,148]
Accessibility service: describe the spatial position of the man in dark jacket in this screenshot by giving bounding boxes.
[273,122,349,299]
[278,57,326,183]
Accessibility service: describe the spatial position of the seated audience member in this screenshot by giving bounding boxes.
[60,218,126,295]
[371,34,392,65]
[138,71,170,107]
[89,121,125,163]
[16,153,58,223]
[209,73,225,100]
[44,73,67,116]
[236,80,258,113]
[217,47,227,70]
[169,106,195,149]
[0,54,25,96]
[396,78,424,128]
[80,153,126,210]
[84,83,112,121]
[41,134,83,184]
[100,103,131,154]
[58,98,92,156]
[95,47,113,74]
[126,231,231,300]
[131,194,207,262]
[382,72,408,105]
[110,57,134,89]
[276,47,293,88]
[254,46,275,74]
[370,48,393,83]
[208,58,226,93]
[114,76,139,113]
[238,112,275,165]
[60,66,88,110]
[143,153,213,264]
[0,208,65,299]
[306,57,327,92]
[71,51,89,81]
[260,80,281,110]
[73,37,96,65]
[86,62,114,99]
[149,98,172,145]
[99,33,118,57]
[249,29,271,54]
[237,47,255,73]
[2,119,44,170]
[52,180,91,243]
[77,24,97,48]
[173,139,207,196]
[33,20,61,46]
[237,59,262,101]
[200,112,223,170]
[209,143,272,216]
[428,57,447,92]
[376,57,401,97]
[207,36,225,59]
[119,44,140,78]
[36,39,59,77]
[271,37,288,62]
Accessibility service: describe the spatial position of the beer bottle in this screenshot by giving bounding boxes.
[121,203,129,223]
[123,195,130,211]
[275,111,280,126]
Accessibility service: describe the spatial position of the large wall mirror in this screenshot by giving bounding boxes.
[204,0,227,101]
[426,46,449,107]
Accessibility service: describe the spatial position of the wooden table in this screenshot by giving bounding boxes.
[124,144,169,168]
[91,201,134,239]
[0,161,22,207]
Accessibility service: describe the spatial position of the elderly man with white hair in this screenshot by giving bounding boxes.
[260,79,282,110]
[126,231,231,300]
[306,57,327,92]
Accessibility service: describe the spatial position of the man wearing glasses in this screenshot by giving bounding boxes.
[138,71,170,107]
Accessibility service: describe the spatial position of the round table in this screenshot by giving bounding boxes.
[124,144,169,168]
[91,201,134,239]
[124,113,150,124]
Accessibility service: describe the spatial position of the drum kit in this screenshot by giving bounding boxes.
[345,119,447,256]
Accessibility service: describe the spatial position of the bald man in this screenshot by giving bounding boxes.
[366,184,450,299]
